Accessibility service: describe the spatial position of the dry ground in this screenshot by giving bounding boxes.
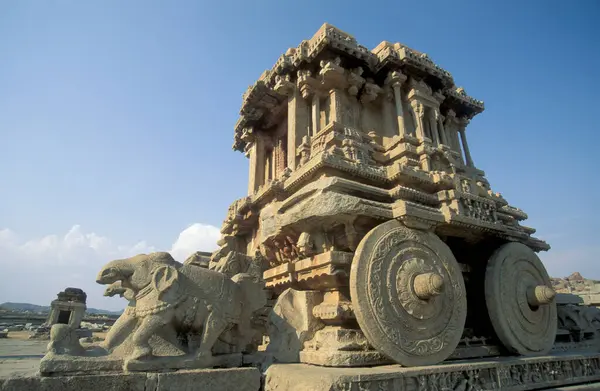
[0,330,106,378]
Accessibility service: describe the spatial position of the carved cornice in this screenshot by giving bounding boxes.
[234,24,485,151]
[444,86,485,120]
[233,78,289,151]
[373,41,454,87]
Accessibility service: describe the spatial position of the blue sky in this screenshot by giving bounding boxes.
[1,0,598,309]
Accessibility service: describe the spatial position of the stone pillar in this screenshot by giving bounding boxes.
[392,83,406,138]
[381,89,396,145]
[69,303,86,328]
[274,136,287,178]
[429,110,440,146]
[255,133,267,188]
[46,308,58,325]
[444,110,462,157]
[385,71,408,139]
[311,94,320,136]
[287,89,310,171]
[328,89,342,124]
[436,110,448,146]
[458,121,474,167]
[246,142,257,195]
[411,101,426,141]
[268,150,275,182]
[265,146,273,184]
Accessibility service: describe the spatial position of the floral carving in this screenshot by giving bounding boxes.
[350,220,467,367]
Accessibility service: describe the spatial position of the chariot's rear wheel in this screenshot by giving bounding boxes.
[350,220,467,367]
[485,242,557,355]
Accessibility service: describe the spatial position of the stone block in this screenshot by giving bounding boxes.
[265,288,323,363]
[1,373,148,391]
[265,353,600,391]
[39,352,243,375]
[154,368,260,391]
[1,367,260,391]
[300,327,391,367]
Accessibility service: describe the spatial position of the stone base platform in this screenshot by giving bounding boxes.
[1,367,260,391]
[39,352,243,375]
[265,352,600,391]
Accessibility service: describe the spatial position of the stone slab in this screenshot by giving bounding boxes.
[265,352,600,391]
[299,350,390,367]
[1,367,260,391]
[39,352,243,375]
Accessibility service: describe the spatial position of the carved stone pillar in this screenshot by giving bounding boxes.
[275,136,287,178]
[385,71,408,138]
[436,110,448,146]
[288,80,310,171]
[380,88,397,146]
[312,93,320,136]
[392,83,406,138]
[444,110,462,158]
[410,101,426,141]
[246,141,258,195]
[328,89,342,124]
[429,110,440,146]
[255,133,267,188]
[458,120,474,167]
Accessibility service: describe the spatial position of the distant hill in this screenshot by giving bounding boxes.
[0,302,122,316]
[86,307,123,316]
[0,302,49,313]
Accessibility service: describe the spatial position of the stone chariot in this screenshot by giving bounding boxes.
[216,24,559,368]
[20,23,600,391]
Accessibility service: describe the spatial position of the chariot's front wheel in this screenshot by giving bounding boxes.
[485,242,557,355]
[350,220,467,367]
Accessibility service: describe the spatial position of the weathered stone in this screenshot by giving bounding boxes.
[1,373,148,391]
[2,367,260,391]
[44,287,87,329]
[265,353,600,391]
[218,23,568,368]
[350,219,467,367]
[40,252,267,374]
[265,288,323,363]
[33,24,600,386]
[153,368,259,391]
[485,242,557,355]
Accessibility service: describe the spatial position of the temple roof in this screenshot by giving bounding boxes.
[233,23,485,152]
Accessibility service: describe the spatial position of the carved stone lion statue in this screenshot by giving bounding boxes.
[95,252,266,366]
[44,251,267,372]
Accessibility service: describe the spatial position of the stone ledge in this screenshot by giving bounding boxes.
[1,367,260,391]
[265,353,600,391]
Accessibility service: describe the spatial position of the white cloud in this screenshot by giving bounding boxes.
[170,223,221,262]
[0,223,221,311]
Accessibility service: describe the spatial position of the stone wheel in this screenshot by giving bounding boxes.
[349,220,467,367]
[485,242,557,355]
